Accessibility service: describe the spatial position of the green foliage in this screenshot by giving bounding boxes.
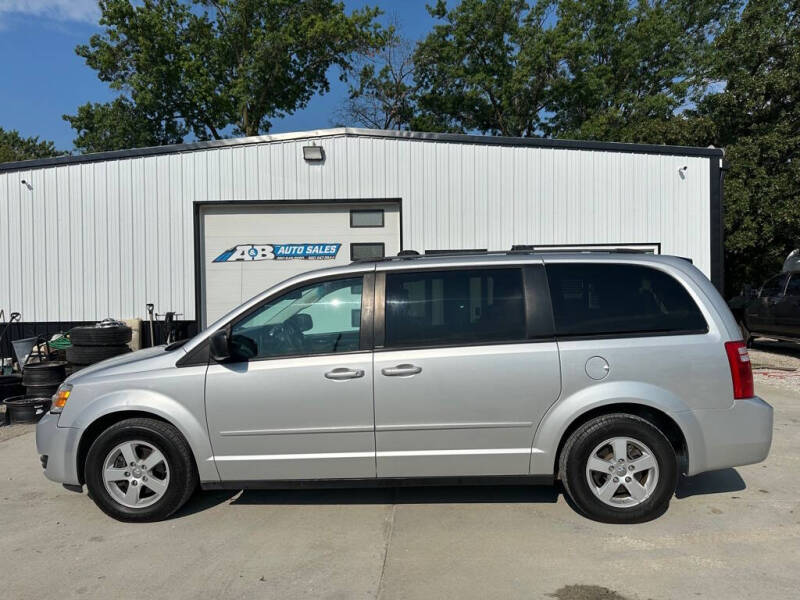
[412,0,556,136]
[545,0,741,143]
[65,0,387,151]
[64,98,188,154]
[0,127,65,163]
[696,0,800,293]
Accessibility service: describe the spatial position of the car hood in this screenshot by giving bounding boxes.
[66,345,180,384]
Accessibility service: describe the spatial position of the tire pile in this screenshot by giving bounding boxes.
[2,362,67,425]
[0,375,24,402]
[67,325,133,366]
[22,361,67,397]
[1,375,24,424]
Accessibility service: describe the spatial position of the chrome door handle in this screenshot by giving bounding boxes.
[381,364,422,377]
[324,368,365,381]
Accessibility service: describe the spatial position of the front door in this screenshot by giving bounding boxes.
[205,274,377,481]
[372,265,562,478]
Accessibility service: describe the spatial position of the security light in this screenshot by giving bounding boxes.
[302,145,325,162]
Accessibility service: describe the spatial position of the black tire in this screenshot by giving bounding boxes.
[66,344,132,365]
[0,384,25,402]
[559,413,678,524]
[84,418,197,522]
[22,361,67,386]
[0,376,25,402]
[24,383,60,398]
[69,325,132,346]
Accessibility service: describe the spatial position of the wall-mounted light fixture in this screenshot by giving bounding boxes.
[302,145,325,162]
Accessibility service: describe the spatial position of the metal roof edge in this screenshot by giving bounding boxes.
[0,127,724,173]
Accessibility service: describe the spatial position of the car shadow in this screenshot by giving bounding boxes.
[174,470,745,518]
[675,468,746,499]
[751,338,800,359]
[232,484,561,506]
[175,484,560,516]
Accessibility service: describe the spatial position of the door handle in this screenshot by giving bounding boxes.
[324,368,365,381]
[381,364,422,377]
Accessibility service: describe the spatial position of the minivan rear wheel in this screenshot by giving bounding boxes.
[559,414,678,523]
[85,418,197,522]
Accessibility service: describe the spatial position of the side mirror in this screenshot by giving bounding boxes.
[209,329,230,362]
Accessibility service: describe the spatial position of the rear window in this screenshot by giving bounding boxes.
[546,263,707,337]
[384,268,526,348]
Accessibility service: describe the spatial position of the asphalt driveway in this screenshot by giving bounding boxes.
[1,379,797,600]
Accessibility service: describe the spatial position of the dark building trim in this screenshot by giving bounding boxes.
[0,127,725,173]
[0,320,197,359]
[709,158,725,293]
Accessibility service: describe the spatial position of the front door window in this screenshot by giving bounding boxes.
[230,277,363,359]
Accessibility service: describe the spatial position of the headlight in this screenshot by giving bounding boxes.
[51,383,72,414]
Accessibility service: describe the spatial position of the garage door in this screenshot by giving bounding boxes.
[200,202,401,325]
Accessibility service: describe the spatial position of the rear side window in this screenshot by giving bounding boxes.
[385,268,526,348]
[546,263,707,337]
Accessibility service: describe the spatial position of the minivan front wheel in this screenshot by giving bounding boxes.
[85,418,197,522]
[559,414,678,523]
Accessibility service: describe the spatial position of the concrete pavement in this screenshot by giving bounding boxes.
[1,380,797,600]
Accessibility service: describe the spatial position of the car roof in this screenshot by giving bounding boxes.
[350,250,694,272]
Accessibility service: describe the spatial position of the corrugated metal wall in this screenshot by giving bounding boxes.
[0,133,712,322]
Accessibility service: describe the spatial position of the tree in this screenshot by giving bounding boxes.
[0,127,65,163]
[336,29,416,130]
[412,0,557,136]
[64,98,188,154]
[696,0,800,294]
[65,0,387,151]
[544,0,740,144]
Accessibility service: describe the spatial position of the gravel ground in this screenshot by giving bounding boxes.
[749,338,800,394]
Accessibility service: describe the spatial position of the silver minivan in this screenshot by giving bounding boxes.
[36,252,773,523]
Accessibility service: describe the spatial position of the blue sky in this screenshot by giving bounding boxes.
[0,0,439,152]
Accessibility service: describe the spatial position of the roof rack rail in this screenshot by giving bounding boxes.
[350,246,658,263]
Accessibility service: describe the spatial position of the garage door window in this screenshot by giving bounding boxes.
[351,243,385,260]
[230,277,363,359]
[384,268,526,348]
[350,209,384,227]
[546,263,707,337]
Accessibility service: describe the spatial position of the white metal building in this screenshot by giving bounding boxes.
[0,127,724,335]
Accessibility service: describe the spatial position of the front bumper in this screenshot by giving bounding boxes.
[35,412,82,486]
[679,396,774,476]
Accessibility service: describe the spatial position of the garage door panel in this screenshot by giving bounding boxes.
[201,202,400,324]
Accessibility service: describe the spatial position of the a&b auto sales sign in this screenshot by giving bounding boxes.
[213,243,341,262]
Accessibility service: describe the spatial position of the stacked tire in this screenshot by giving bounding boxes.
[1,375,25,425]
[0,375,24,402]
[22,361,68,398]
[67,325,133,367]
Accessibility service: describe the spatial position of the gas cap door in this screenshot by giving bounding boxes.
[585,356,610,380]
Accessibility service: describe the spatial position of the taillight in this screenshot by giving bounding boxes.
[725,341,754,399]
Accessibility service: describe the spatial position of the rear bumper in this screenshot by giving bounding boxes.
[35,412,81,487]
[679,396,773,476]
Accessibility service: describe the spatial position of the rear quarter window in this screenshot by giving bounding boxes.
[546,263,707,337]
